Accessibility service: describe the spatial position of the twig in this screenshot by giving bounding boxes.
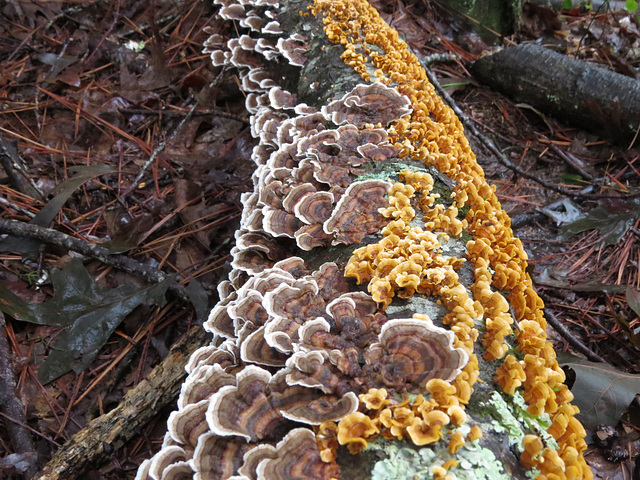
[417,57,638,200]
[421,53,459,66]
[32,325,209,480]
[82,0,120,67]
[0,219,188,301]
[0,312,39,479]
[543,307,608,364]
[167,103,198,144]
[117,107,249,123]
[0,412,59,447]
[0,197,36,218]
[127,103,202,195]
[546,142,596,182]
[131,142,166,191]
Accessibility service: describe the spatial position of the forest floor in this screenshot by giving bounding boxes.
[0,1,639,479]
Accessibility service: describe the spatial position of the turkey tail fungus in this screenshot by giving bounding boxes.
[137,1,592,479]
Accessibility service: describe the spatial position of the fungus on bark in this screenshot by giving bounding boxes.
[323,179,390,244]
[321,82,412,127]
[206,366,288,442]
[138,0,592,478]
[364,319,468,389]
[254,428,340,480]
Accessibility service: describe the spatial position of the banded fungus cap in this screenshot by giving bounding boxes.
[366,319,469,389]
[206,366,289,442]
[148,445,190,480]
[191,433,250,480]
[321,83,412,127]
[323,179,391,244]
[255,428,340,480]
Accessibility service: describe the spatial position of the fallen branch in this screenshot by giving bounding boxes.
[420,56,635,200]
[0,219,188,301]
[471,43,640,143]
[32,324,209,480]
[138,1,593,479]
[543,307,607,364]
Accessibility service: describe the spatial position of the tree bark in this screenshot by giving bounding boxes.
[471,43,640,143]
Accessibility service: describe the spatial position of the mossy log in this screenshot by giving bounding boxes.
[471,43,640,143]
[136,1,592,479]
[36,2,593,480]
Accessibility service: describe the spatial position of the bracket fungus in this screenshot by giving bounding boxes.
[321,82,412,127]
[138,0,592,479]
[364,319,468,388]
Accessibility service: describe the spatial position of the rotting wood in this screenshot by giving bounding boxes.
[471,43,640,143]
[32,325,209,480]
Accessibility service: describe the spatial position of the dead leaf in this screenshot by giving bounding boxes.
[0,164,117,256]
[559,198,640,246]
[626,286,640,318]
[0,258,171,383]
[561,355,640,438]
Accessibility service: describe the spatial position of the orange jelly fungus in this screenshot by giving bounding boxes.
[317,421,340,463]
[442,459,459,470]
[359,388,391,411]
[521,434,544,469]
[312,0,591,477]
[447,430,466,454]
[466,425,483,442]
[336,412,380,454]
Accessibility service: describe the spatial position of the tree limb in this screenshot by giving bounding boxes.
[32,325,209,480]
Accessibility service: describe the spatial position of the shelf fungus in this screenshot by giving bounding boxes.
[138,0,592,479]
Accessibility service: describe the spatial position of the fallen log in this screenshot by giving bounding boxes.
[122,1,594,479]
[471,43,640,143]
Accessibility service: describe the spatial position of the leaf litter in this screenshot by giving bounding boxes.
[0,258,172,384]
[0,0,639,479]
[0,0,252,477]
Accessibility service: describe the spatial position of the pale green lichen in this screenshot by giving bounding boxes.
[484,391,556,450]
[369,436,508,480]
[510,392,556,447]
[453,443,510,480]
[485,391,525,443]
[358,162,434,183]
[370,442,436,480]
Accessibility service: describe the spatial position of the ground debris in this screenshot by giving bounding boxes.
[0,1,251,477]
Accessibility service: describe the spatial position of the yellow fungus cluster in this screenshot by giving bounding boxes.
[312,0,591,477]
[345,175,465,308]
[494,354,526,396]
[320,386,483,463]
[522,431,590,480]
[431,467,454,480]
